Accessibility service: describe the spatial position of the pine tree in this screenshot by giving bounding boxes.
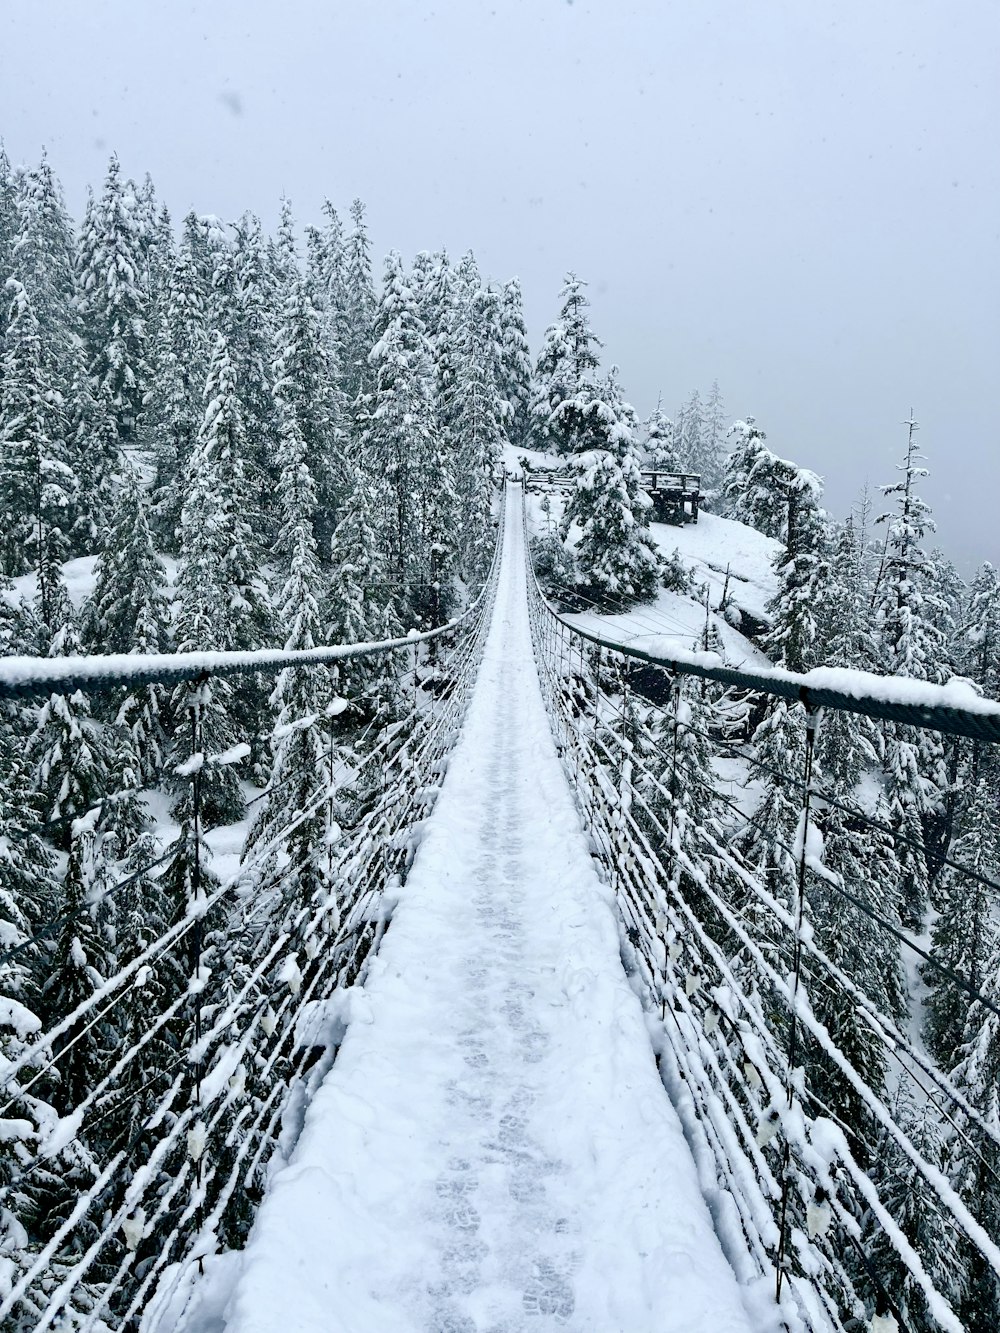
[697,379,728,499]
[325,470,402,719]
[558,374,661,607]
[874,417,949,924]
[171,334,263,825]
[229,213,280,537]
[248,411,333,931]
[452,287,503,583]
[272,257,345,556]
[677,388,703,475]
[363,251,439,613]
[40,820,114,1115]
[722,417,787,539]
[0,279,74,585]
[77,155,149,450]
[531,273,603,453]
[963,563,1000,700]
[84,463,170,782]
[27,592,110,842]
[11,150,80,435]
[498,277,533,449]
[814,516,882,790]
[924,766,1000,1064]
[644,397,681,471]
[0,143,17,317]
[864,1089,967,1328]
[148,216,212,550]
[762,465,828,673]
[339,199,376,405]
[811,809,905,1142]
[949,934,1000,1331]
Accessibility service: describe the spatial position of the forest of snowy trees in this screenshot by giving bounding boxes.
[0,145,998,1332]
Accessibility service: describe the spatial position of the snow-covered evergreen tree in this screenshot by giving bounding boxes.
[148,216,212,550]
[77,155,149,450]
[248,408,334,926]
[949,931,1000,1331]
[498,277,533,449]
[363,251,439,613]
[924,767,999,1064]
[172,334,264,823]
[452,286,503,583]
[873,418,949,924]
[723,417,788,540]
[697,379,728,499]
[10,152,80,488]
[339,198,376,405]
[27,586,109,841]
[531,273,603,453]
[762,465,828,673]
[558,374,661,607]
[272,252,345,555]
[0,279,74,585]
[40,820,113,1115]
[644,397,681,471]
[84,463,170,782]
[864,1089,967,1328]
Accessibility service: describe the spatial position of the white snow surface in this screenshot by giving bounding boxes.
[213,489,754,1333]
[651,512,781,626]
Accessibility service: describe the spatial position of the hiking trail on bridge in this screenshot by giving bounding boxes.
[199,487,756,1333]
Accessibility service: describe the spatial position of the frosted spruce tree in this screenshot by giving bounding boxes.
[27,582,110,844]
[0,279,73,588]
[148,217,212,550]
[77,155,149,452]
[339,198,377,405]
[949,924,1000,1331]
[84,463,170,783]
[171,334,264,825]
[761,464,828,674]
[723,417,788,540]
[363,251,440,613]
[11,153,81,525]
[644,397,681,471]
[326,468,402,720]
[558,371,661,607]
[873,417,949,926]
[697,379,728,499]
[531,272,603,454]
[247,406,334,934]
[452,286,504,583]
[924,766,999,1064]
[498,277,533,449]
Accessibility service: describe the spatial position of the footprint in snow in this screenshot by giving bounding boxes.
[522,1259,575,1322]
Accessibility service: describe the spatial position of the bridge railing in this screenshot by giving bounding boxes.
[0,516,503,1332]
[522,487,1000,1333]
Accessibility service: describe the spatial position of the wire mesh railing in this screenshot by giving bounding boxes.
[521,486,1000,1333]
[0,515,503,1332]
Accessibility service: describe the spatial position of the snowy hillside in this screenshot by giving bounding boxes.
[518,448,780,667]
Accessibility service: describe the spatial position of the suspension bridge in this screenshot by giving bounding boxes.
[2,483,999,1333]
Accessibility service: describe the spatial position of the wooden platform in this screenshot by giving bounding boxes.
[523,467,700,526]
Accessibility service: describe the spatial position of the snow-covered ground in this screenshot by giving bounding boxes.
[513,445,779,667]
[3,555,101,611]
[180,487,756,1333]
[653,511,781,629]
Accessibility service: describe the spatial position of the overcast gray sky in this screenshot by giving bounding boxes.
[2,0,997,569]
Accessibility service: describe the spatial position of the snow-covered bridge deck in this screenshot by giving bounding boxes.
[210,488,753,1333]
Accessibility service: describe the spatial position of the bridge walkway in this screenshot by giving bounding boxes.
[217,486,754,1333]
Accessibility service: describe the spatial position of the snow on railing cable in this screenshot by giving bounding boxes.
[538,596,1000,745]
